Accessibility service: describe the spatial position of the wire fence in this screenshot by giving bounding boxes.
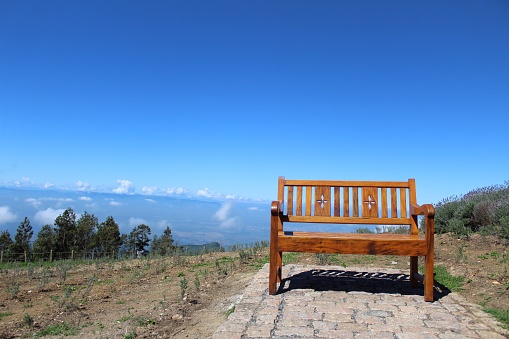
[0,250,119,263]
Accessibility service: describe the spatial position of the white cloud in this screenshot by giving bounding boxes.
[113,179,135,194]
[75,181,91,191]
[109,201,122,206]
[214,201,238,228]
[197,188,218,198]
[0,206,17,225]
[145,198,156,203]
[142,186,158,195]
[43,182,54,189]
[163,187,186,195]
[248,206,259,211]
[25,198,42,208]
[128,217,148,227]
[34,207,65,225]
[214,201,233,221]
[79,196,93,201]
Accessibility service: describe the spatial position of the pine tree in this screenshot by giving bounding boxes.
[32,225,56,259]
[151,226,175,255]
[10,217,33,257]
[96,216,121,257]
[76,211,98,254]
[54,208,77,255]
[0,230,13,253]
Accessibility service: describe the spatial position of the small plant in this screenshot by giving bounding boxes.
[194,273,200,291]
[315,253,331,265]
[123,330,137,339]
[225,305,235,318]
[37,267,52,292]
[23,313,34,328]
[180,277,188,299]
[57,260,72,284]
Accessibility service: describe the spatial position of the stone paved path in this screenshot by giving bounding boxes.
[213,264,509,338]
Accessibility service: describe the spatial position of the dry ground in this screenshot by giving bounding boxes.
[0,233,508,338]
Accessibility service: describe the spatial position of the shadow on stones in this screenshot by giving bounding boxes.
[277,269,450,301]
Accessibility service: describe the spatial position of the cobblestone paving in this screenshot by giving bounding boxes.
[213,264,509,338]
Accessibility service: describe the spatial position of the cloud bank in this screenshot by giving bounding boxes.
[0,206,17,225]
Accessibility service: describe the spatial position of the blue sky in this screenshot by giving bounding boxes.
[1,1,508,206]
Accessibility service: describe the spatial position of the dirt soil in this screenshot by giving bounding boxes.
[0,233,508,338]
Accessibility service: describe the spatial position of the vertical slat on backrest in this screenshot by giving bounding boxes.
[305,186,312,216]
[400,188,407,218]
[343,187,350,217]
[409,179,418,234]
[334,186,340,217]
[381,187,388,218]
[315,186,331,216]
[296,186,303,216]
[278,176,285,202]
[391,188,398,218]
[352,187,359,217]
[287,186,293,215]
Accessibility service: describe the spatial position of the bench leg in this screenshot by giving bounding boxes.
[277,251,282,283]
[424,254,434,302]
[410,256,418,288]
[269,241,280,295]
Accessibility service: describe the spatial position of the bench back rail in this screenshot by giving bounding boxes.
[277,177,419,234]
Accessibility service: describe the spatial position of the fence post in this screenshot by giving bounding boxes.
[1,251,3,263]
[50,249,53,262]
[71,250,74,261]
[24,251,27,263]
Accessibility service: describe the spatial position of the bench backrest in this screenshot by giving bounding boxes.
[277,177,419,233]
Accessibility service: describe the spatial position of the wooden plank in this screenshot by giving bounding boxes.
[281,231,422,240]
[333,186,340,217]
[287,186,294,216]
[277,176,285,202]
[400,188,407,218]
[305,186,312,216]
[284,215,412,225]
[315,186,331,217]
[296,186,303,216]
[353,187,359,217]
[284,179,411,188]
[343,187,349,217]
[409,179,418,235]
[362,187,379,217]
[381,187,388,218]
[278,235,427,256]
[391,188,398,218]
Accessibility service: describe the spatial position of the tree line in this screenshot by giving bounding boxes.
[0,208,176,260]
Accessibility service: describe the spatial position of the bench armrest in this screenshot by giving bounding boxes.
[410,203,435,235]
[410,203,435,218]
[271,200,282,216]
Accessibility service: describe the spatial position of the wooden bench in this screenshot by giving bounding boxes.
[269,177,436,301]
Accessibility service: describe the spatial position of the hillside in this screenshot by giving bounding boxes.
[0,233,508,337]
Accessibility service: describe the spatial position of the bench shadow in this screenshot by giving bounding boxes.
[277,268,450,301]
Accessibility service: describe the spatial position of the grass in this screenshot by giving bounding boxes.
[0,312,14,320]
[35,322,79,337]
[483,308,509,329]
[433,265,465,292]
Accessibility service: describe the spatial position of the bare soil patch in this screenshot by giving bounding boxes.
[0,233,507,338]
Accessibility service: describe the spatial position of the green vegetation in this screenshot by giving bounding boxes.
[35,322,79,337]
[433,182,509,240]
[483,308,509,329]
[0,312,14,320]
[433,265,464,292]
